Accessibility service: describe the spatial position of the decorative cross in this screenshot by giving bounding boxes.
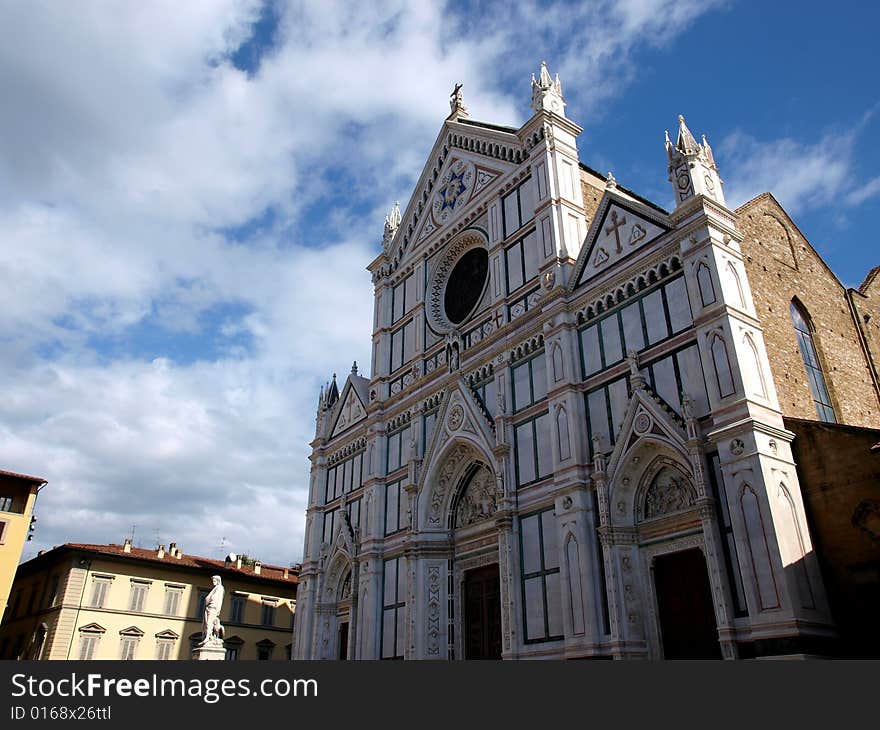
[604,209,628,254]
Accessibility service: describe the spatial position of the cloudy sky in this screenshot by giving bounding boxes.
[2,1,878,566]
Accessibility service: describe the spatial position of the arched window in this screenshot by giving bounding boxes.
[789,301,835,422]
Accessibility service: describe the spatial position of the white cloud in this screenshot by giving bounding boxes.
[719,112,878,215]
[0,1,724,565]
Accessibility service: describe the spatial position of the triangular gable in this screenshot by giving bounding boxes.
[410,155,507,246]
[330,380,368,438]
[605,380,689,481]
[78,623,106,633]
[572,193,671,289]
[386,116,522,268]
[419,379,496,494]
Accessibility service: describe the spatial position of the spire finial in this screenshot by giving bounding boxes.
[351,361,358,375]
[382,201,402,251]
[449,82,467,117]
[605,171,617,190]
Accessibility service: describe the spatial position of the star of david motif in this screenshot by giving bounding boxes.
[438,169,467,212]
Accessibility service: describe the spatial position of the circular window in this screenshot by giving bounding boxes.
[444,248,489,325]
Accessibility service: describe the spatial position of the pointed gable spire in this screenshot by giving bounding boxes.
[326,373,339,408]
[530,60,566,117]
[382,201,401,252]
[675,114,701,156]
[666,113,726,207]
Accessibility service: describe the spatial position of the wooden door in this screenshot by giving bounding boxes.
[653,548,721,659]
[464,564,502,659]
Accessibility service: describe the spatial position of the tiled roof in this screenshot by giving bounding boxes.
[62,543,298,585]
[0,468,47,484]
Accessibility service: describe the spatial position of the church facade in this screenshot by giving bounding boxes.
[293,64,879,659]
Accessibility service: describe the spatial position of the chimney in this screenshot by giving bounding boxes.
[38,550,46,556]
[254,561,262,575]
[123,538,132,553]
[283,567,289,580]
[176,547,182,559]
[236,556,242,569]
[157,544,165,559]
[169,542,177,555]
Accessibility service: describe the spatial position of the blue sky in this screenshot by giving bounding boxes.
[0,0,877,565]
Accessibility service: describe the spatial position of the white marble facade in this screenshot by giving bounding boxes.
[293,64,834,660]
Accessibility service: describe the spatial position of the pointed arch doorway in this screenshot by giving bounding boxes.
[449,460,503,660]
[653,548,721,659]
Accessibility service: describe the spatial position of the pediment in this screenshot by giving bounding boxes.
[330,379,368,438]
[605,380,688,480]
[385,117,523,269]
[572,192,671,289]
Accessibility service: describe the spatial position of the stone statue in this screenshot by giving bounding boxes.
[201,575,225,645]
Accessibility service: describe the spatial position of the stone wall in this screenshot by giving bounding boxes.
[737,193,880,428]
[786,417,880,657]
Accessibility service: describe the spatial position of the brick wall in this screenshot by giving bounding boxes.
[785,417,880,656]
[737,193,880,428]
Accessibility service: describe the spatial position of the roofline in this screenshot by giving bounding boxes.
[736,191,849,292]
[457,117,519,135]
[578,162,669,215]
[0,468,47,485]
[17,544,299,590]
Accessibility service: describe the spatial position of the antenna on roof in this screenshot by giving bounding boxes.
[218,536,228,556]
[129,523,137,544]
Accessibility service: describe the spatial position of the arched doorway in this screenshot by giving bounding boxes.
[637,462,722,659]
[451,462,502,659]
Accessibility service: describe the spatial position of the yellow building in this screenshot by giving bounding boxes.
[0,469,46,622]
[0,540,298,660]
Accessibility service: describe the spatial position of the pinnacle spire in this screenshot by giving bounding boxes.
[382,201,401,251]
[675,114,701,156]
[530,60,565,116]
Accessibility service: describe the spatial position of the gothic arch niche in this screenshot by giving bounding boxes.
[417,436,503,659]
[607,437,723,659]
[322,551,353,660]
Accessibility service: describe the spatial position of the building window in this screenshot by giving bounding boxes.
[502,177,536,238]
[322,508,338,543]
[324,450,365,503]
[163,586,183,616]
[261,601,276,627]
[0,519,7,545]
[505,230,541,293]
[520,508,563,643]
[88,577,112,609]
[512,352,547,412]
[381,556,406,659]
[225,637,243,660]
[391,273,416,325]
[156,637,175,662]
[128,581,149,613]
[579,275,692,379]
[346,497,362,536]
[256,640,275,661]
[389,319,415,374]
[45,575,60,607]
[78,629,104,660]
[197,589,209,618]
[230,595,245,624]
[385,424,411,474]
[32,624,48,660]
[119,629,142,660]
[0,495,13,512]
[514,412,553,487]
[384,480,406,535]
[470,373,497,419]
[790,301,836,422]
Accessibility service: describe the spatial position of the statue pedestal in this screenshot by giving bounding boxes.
[192,641,226,661]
